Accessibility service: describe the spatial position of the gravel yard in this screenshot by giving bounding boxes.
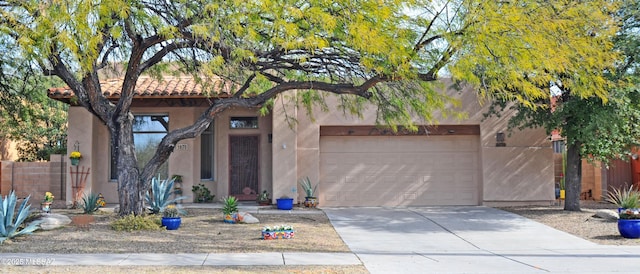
[2,201,638,273]
[499,200,640,246]
[0,207,350,254]
[0,206,368,273]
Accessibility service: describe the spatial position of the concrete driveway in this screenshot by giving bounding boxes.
[324,206,640,274]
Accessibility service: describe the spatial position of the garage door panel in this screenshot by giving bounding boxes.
[320,135,479,206]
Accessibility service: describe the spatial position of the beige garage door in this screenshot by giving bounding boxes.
[320,135,480,206]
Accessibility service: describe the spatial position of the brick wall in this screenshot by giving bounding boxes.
[0,156,66,201]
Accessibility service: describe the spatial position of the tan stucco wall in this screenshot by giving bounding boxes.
[270,81,553,206]
[68,105,274,204]
[210,107,273,201]
[271,99,299,202]
[66,106,96,206]
[67,80,552,206]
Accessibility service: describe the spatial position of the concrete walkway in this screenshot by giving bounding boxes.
[3,205,640,273]
[0,252,359,266]
[324,206,640,274]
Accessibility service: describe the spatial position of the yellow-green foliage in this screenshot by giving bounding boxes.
[0,0,621,124]
[110,214,161,232]
[448,1,619,107]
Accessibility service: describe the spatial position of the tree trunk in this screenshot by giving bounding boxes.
[564,141,582,211]
[112,114,145,216]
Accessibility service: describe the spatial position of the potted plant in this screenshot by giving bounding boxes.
[222,196,238,223]
[69,151,82,166]
[299,176,318,208]
[41,191,54,213]
[261,224,295,240]
[172,175,183,183]
[192,183,214,203]
[172,175,183,195]
[161,205,182,230]
[256,190,271,206]
[96,193,107,208]
[606,185,640,238]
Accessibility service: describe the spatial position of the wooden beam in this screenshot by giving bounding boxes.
[320,125,480,136]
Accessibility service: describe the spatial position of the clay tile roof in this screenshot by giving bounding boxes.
[47,75,233,100]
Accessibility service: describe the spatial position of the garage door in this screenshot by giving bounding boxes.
[320,135,479,206]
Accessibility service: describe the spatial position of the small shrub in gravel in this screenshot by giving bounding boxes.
[110,214,161,232]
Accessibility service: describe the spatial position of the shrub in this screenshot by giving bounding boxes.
[192,183,214,202]
[145,175,187,214]
[0,191,41,244]
[81,193,100,214]
[110,214,161,232]
[256,190,270,203]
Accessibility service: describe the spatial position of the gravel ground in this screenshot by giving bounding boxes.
[0,207,369,273]
[2,201,637,273]
[0,207,351,254]
[500,200,640,246]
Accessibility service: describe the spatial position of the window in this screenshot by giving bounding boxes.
[552,140,565,153]
[110,114,169,180]
[230,117,258,129]
[201,122,214,180]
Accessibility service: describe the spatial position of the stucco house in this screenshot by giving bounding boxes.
[47,76,554,207]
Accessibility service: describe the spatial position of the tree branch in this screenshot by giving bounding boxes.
[419,46,457,81]
[139,40,197,72]
[232,73,257,99]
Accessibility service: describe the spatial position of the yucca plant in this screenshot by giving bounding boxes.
[0,191,41,244]
[605,185,640,209]
[299,176,318,198]
[145,175,187,214]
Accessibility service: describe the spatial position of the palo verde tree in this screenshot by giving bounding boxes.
[487,0,640,211]
[0,0,619,215]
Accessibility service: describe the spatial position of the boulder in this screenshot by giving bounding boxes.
[37,213,72,230]
[594,209,618,221]
[237,212,259,224]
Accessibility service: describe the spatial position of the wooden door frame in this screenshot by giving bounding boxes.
[228,134,261,200]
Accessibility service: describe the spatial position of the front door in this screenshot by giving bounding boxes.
[229,135,260,200]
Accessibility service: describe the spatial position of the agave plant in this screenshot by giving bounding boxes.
[145,175,187,214]
[221,196,238,215]
[0,191,41,244]
[81,193,100,214]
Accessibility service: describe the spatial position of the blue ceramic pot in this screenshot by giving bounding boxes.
[276,198,294,210]
[617,219,640,238]
[162,217,181,230]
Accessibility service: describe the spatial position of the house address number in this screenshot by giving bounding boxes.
[176,144,189,151]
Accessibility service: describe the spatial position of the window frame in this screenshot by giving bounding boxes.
[110,114,169,180]
[200,121,215,180]
[229,116,258,129]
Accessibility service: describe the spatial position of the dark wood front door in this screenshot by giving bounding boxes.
[229,135,260,200]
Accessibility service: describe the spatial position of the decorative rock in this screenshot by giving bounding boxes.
[594,209,618,221]
[37,213,72,230]
[237,212,259,224]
